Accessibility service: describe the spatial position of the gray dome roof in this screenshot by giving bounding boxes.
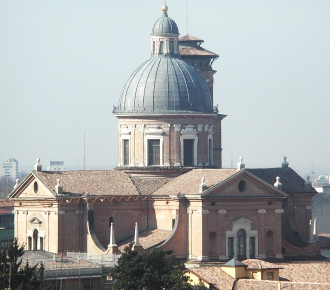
[117,56,213,114]
[152,12,179,35]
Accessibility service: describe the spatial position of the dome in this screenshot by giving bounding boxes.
[152,12,179,35]
[116,56,213,114]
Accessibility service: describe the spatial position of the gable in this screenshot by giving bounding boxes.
[9,173,55,199]
[203,171,287,199]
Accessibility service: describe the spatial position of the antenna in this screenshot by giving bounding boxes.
[83,131,86,170]
[186,1,189,35]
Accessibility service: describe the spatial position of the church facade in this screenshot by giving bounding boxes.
[9,6,319,261]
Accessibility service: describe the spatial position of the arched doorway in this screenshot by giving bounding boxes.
[237,229,246,258]
[33,229,38,250]
[266,230,274,254]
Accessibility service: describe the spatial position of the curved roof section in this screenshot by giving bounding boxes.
[152,12,179,35]
[116,56,213,114]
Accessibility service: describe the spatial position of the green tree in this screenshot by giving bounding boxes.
[110,243,192,290]
[0,238,47,290]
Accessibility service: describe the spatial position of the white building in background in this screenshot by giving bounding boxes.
[47,161,65,171]
[0,158,18,179]
[313,175,330,194]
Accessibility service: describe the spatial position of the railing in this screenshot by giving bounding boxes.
[45,267,102,279]
[66,252,121,267]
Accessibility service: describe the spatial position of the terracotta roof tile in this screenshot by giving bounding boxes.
[118,228,172,251]
[179,46,218,57]
[187,266,235,289]
[179,35,204,42]
[130,177,174,195]
[152,169,237,195]
[242,259,282,270]
[36,170,139,196]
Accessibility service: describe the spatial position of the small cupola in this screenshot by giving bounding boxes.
[34,158,42,172]
[237,157,245,170]
[282,156,289,169]
[274,176,282,190]
[55,179,63,195]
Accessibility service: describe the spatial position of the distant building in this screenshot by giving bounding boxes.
[313,175,330,194]
[47,161,65,171]
[0,158,18,179]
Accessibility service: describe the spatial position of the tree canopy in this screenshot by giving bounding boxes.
[0,238,47,290]
[110,243,192,290]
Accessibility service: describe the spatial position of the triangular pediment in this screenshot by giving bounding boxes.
[202,170,287,199]
[9,172,56,200]
[29,217,42,224]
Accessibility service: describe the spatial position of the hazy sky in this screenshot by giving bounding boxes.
[1,1,329,177]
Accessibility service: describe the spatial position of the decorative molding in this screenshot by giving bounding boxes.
[174,124,181,132]
[74,210,84,215]
[197,256,209,261]
[204,124,209,131]
[163,124,170,131]
[138,124,144,132]
[258,209,266,214]
[57,211,65,215]
[130,124,136,131]
[275,209,284,214]
[182,124,196,132]
[187,209,193,214]
[276,254,284,259]
[197,124,203,132]
[218,210,227,214]
[197,210,209,214]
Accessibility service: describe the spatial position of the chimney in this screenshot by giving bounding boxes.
[282,156,289,169]
[55,179,63,195]
[237,157,245,170]
[199,177,207,193]
[305,176,312,190]
[274,176,282,190]
[34,158,42,172]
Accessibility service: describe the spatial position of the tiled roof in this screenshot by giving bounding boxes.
[179,35,204,42]
[36,170,139,196]
[187,266,235,289]
[130,177,174,195]
[223,258,246,267]
[279,261,330,284]
[236,279,330,290]
[179,46,218,57]
[242,259,282,270]
[246,168,316,194]
[319,234,330,248]
[118,228,172,251]
[152,169,237,195]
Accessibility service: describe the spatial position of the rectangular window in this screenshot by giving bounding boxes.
[148,139,160,165]
[123,139,129,166]
[183,139,194,166]
[266,272,274,280]
[208,139,213,166]
[228,237,234,259]
[249,237,255,258]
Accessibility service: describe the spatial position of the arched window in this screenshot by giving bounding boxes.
[266,230,274,254]
[33,229,38,250]
[209,231,217,256]
[159,41,164,54]
[237,229,246,258]
[169,41,174,53]
[153,41,155,54]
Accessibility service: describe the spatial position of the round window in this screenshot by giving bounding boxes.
[238,180,246,192]
[33,181,38,193]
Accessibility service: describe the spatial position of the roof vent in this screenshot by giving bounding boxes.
[305,176,312,190]
[13,179,19,190]
[282,156,289,168]
[274,176,282,190]
[237,157,245,170]
[34,158,42,172]
[55,179,63,195]
[199,177,207,193]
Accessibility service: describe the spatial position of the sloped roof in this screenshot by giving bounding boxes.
[246,168,316,194]
[152,169,237,195]
[179,46,218,57]
[187,266,235,289]
[118,228,172,251]
[242,259,282,270]
[130,177,174,195]
[35,170,139,196]
[179,35,204,42]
